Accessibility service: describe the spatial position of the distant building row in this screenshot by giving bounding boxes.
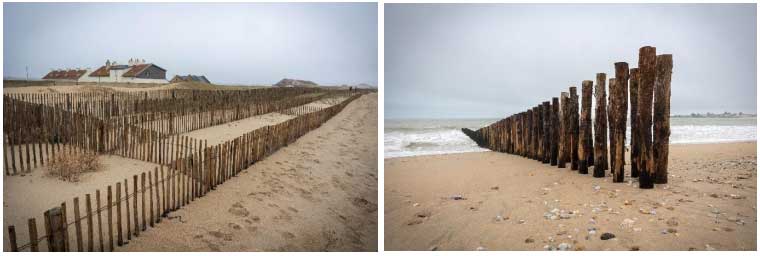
[43,59,210,84]
[170,74,210,84]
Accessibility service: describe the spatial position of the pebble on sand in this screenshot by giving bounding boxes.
[450,194,466,200]
[600,233,616,240]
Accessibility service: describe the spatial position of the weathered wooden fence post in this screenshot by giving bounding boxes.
[578,81,593,174]
[28,218,39,252]
[593,73,608,177]
[653,54,673,184]
[550,97,559,166]
[8,225,18,252]
[629,68,641,178]
[45,207,66,251]
[638,46,657,189]
[612,62,629,182]
[607,78,617,175]
[542,101,551,164]
[558,93,567,168]
[569,87,579,171]
[527,109,534,159]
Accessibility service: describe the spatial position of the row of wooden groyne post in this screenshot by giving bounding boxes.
[463,46,672,189]
[4,88,368,251]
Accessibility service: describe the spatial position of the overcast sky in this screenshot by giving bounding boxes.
[4,2,377,86]
[386,4,757,119]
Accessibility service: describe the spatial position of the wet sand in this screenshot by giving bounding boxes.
[385,141,756,251]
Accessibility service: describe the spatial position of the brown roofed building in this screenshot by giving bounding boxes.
[45,59,169,84]
[170,74,211,84]
[42,69,88,81]
[88,66,111,77]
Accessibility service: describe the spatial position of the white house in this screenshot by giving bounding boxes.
[43,59,169,84]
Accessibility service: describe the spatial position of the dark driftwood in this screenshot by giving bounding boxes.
[653,54,673,184]
[637,46,657,189]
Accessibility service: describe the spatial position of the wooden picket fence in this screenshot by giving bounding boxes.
[4,87,325,120]
[463,46,673,189]
[4,92,364,252]
[3,88,354,175]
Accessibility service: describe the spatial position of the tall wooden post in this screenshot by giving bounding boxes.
[542,101,551,164]
[653,54,673,184]
[535,105,543,161]
[612,62,629,182]
[608,78,618,179]
[527,109,534,159]
[593,73,609,177]
[578,80,593,174]
[558,92,569,168]
[550,97,559,166]
[629,68,641,178]
[569,87,579,171]
[637,46,657,189]
[612,62,628,182]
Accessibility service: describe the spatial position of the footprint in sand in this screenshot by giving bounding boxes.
[228,223,242,230]
[202,239,222,252]
[280,231,296,239]
[351,197,378,213]
[297,188,317,202]
[274,209,293,221]
[208,230,234,241]
[407,219,423,226]
[229,202,250,217]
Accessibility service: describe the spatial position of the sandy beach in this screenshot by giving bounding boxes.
[113,93,378,251]
[385,141,756,251]
[2,155,163,249]
[2,90,372,251]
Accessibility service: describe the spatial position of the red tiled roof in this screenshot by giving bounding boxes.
[122,64,151,77]
[42,69,87,80]
[88,66,110,77]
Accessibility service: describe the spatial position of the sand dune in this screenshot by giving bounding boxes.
[3,155,163,250]
[115,93,378,251]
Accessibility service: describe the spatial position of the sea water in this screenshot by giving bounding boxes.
[384,117,756,158]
